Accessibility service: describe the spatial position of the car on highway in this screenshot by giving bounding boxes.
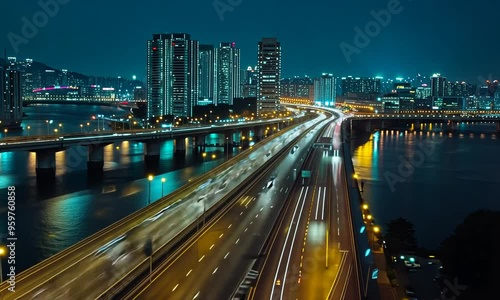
[291,145,299,154]
[267,175,276,188]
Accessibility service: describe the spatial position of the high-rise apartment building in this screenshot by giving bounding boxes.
[430,73,447,97]
[147,33,199,119]
[1,67,23,128]
[257,38,281,115]
[313,74,336,106]
[198,44,216,104]
[341,76,381,96]
[215,42,240,105]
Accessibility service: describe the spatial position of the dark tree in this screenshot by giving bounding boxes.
[384,217,418,255]
[439,210,500,297]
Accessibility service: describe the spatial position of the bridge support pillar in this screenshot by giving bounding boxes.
[415,120,421,130]
[175,137,186,153]
[253,126,264,142]
[87,144,104,172]
[365,121,372,133]
[241,129,251,149]
[36,150,56,179]
[497,122,500,132]
[144,141,161,164]
[195,135,205,153]
[224,133,234,153]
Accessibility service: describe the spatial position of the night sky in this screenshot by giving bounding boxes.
[1,0,499,83]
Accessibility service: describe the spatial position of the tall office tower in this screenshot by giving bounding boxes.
[257,38,281,115]
[198,44,216,104]
[147,33,199,119]
[314,74,336,106]
[214,42,240,105]
[147,34,169,119]
[1,68,23,127]
[341,76,381,95]
[430,73,447,97]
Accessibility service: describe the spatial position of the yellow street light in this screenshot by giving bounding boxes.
[353,174,359,180]
[211,154,216,159]
[161,177,166,197]
[202,152,207,158]
[362,204,369,210]
[373,226,380,233]
[0,245,6,256]
[367,214,373,220]
[147,175,153,204]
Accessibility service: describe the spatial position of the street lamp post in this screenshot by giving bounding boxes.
[54,128,58,135]
[3,129,7,138]
[211,154,216,169]
[80,124,83,132]
[0,245,7,283]
[59,123,63,135]
[202,152,207,173]
[27,125,31,137]
[373,226,380,249]
[161,178,166,197]
[226,137,229,160]
[148,175,153,205]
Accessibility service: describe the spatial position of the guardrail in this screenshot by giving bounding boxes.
[338,117,379,300]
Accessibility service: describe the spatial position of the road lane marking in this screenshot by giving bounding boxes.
[315,187,321,220]
[280,187,284,192]
[285,188,288,193]
[219,233,224,238]
[198,255,205,262]
[281,186,309,299]
[172,284,179,291]
[228,224,232,229]
[224,252,230,259]
[270,186,306,300]
[244,228,248,232]
[255,214,259,218]
[193,291,200,299]
[322,187,326,220]
[210,244,215,250]
[212,267,218,274]
[235,238,240,244]
[186,269,192,277]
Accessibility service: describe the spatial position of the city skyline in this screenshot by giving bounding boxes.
[1,0,500,83]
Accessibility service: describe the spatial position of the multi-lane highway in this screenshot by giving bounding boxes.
[0,111,325,300]
[251,116,362,300]
[122,114,335,300]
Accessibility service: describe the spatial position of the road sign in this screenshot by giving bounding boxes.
[301,170,311,178]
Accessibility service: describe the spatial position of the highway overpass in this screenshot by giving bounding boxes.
[0,116,309,179]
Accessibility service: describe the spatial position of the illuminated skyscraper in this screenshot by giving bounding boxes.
[1,67,23,128]
[147,33,199,119]
[430,73,447,97]
[257,38,281,115]
[314,74,336,106]
[198,44,216,104]
[215,42,240,105]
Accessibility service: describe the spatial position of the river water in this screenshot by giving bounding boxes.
[352,122,500,250]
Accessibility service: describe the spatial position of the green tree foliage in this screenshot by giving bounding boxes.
[440,210,500,296]
[384,217,418,255]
